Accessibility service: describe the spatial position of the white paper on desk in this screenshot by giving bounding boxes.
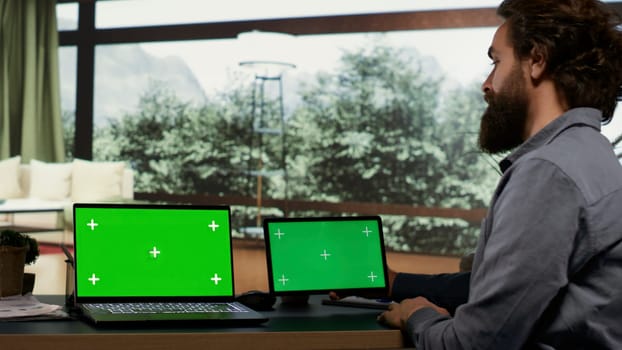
[0,293,63,319]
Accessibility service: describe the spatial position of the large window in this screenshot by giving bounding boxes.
[56,1,622,256]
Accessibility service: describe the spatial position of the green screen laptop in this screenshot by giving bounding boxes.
[72,203,267,325]
[263,216,389,300]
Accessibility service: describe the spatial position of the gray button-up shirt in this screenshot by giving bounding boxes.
[405,107,622,349]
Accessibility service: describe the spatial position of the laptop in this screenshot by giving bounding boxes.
[263,216,391,308]
[72,203,268,325]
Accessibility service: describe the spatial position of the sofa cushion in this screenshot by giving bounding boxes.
[0,156,23,198]
[71,159,125,202]
[30,159,73,201]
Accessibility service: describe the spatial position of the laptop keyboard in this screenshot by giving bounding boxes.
[86,302,248,314]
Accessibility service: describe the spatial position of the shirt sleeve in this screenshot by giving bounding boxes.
[405,158,583,350]
[392,272,470,314]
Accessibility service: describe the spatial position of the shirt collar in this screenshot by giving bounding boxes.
[499,107,603,173]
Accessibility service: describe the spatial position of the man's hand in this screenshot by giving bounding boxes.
[377,296,449,329]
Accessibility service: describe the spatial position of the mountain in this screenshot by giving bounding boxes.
[58,40,206,126]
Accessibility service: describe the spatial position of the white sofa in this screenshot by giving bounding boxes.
[17,162,134,202]
[0,157,134,231]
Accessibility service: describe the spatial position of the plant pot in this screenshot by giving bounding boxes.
[0,246,27,297]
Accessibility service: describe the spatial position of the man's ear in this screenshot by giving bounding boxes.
[528,44,547,80]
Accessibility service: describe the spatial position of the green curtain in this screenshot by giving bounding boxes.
[0,0,64,162]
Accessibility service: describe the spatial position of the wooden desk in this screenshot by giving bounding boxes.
[0,295,407,350]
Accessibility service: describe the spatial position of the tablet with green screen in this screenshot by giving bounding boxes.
[263,216,389,297]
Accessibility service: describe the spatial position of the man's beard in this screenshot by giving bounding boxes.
[478,65,528,154]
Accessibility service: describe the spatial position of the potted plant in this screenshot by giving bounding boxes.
[0,229,40,297]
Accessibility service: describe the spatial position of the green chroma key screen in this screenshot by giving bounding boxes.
[263,216,388,295]
[73,204,233,298]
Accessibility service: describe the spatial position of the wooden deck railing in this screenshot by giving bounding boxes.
[135,192,488,223]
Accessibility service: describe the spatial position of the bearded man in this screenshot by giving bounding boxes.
[376,1,622,348]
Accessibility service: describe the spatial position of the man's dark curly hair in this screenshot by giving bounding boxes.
[498,0,622,123]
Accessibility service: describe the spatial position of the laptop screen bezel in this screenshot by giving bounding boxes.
[72,202,235,303]
[263,216,389,297]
